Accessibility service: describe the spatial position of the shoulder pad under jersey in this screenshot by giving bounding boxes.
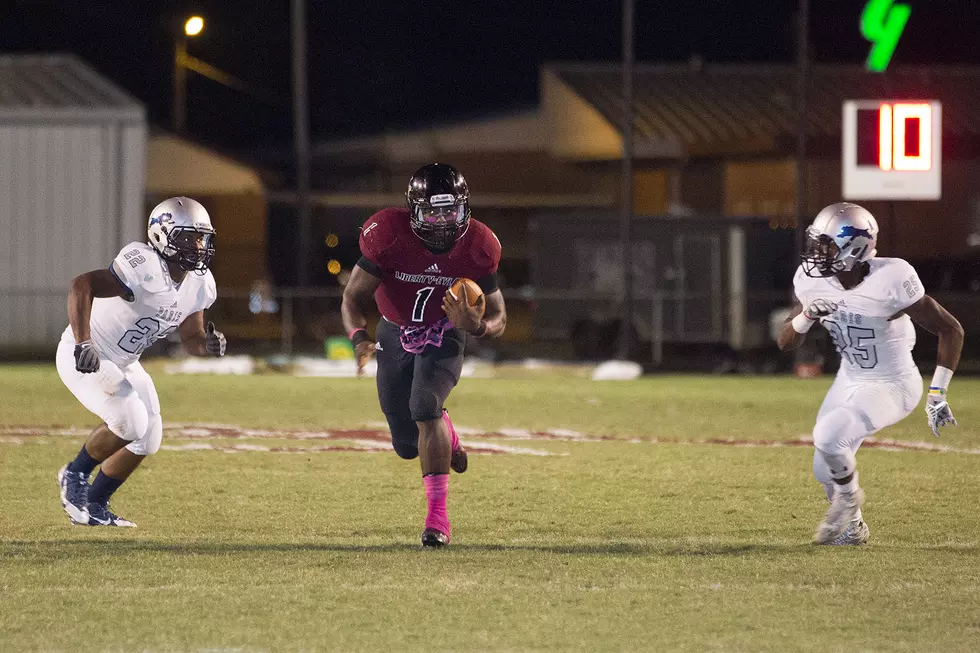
[359,208,408,266]
[110,242,170,298]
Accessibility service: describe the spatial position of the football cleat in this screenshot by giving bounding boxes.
[57,464,91,524]
[826,519,870,546]
[814,488,865,544]
[83,502,137,528]
[421,527,450,548]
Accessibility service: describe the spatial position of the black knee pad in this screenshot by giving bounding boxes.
[386,416,419,460]
[409,389,443,423]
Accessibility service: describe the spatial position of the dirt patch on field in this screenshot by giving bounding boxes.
[0,424,560,456]
[1,424,978,455]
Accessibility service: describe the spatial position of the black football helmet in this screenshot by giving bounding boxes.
[405,163,470,250]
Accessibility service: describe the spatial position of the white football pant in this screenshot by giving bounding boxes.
[812,371,922,498]
[56,331,163,456]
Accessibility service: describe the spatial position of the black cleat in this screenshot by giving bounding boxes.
[421,527,450,548]
[450,445,468,474]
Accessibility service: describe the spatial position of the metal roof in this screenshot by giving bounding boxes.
[549,62,980,156]
[0,53,144,122]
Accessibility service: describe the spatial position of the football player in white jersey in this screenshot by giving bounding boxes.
[56,197,227,527]
[778,202,964,545]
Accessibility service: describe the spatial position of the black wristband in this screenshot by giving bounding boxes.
[472,320,488,338]
[350,329,369,347]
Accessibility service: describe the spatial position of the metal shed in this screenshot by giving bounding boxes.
[0,54,146,349]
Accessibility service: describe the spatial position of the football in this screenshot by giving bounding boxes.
[448,277,484,308]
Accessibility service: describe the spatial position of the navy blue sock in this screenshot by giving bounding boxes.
[88,471,125,506]
[67,445,99,476]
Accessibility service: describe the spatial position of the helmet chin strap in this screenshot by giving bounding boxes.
[835,259,870,289]
[838,242,875,272]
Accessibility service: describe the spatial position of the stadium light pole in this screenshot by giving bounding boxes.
[617,0,635,361]
[795,0,809,258]
[793,0,811,372]
[173,16,204,135]
[292,0,312,287]
[173,15,284,136]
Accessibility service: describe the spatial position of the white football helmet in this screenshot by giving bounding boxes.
[801,202,878,278]
[147,197,215,273]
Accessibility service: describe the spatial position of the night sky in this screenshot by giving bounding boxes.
[4,0,978,155]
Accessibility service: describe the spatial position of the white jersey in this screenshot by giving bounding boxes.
[793,257,924,380]
[67,242,217,368]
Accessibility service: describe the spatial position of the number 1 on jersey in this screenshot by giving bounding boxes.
[412,287,435,322]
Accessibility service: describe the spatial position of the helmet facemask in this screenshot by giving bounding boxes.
[410,194,469,251]
[161,226,215,273]
[801,228,842,278]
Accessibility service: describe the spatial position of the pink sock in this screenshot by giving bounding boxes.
[442,410,460,452]
[423,473,450,536]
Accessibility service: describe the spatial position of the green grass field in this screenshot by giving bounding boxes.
[2,364,979,652]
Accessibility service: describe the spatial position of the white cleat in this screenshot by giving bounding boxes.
[826,519,870,546]
[814,488,865,545]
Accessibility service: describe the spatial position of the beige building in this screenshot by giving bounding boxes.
[296,62,980,262]
[146,132,269,290]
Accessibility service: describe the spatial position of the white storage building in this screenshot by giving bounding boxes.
[0,54,146,350]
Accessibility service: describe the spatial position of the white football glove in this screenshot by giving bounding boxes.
[925,392,957,438]
[803,299,838,320]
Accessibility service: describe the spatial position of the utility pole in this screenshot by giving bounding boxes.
[618,0,635,360]
[292,0,312,287]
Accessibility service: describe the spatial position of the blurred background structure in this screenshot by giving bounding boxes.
[1,0,977,372]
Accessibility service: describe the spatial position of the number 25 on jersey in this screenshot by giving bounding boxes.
[824,320,878,369]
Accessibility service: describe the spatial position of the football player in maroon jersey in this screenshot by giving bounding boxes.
[341,163,507,547]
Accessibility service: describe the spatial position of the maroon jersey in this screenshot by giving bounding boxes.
[359,207,501,326]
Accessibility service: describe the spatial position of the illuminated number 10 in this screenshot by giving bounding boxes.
[878,103,932,172]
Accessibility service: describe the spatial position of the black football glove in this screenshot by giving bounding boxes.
[74,340,100,373]
[205,321,226,357]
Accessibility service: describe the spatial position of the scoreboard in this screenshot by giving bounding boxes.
[842,100,941,200]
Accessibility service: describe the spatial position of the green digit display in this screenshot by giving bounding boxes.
[861,0,911,72]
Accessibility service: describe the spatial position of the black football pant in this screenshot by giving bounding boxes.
[375,318,466,460]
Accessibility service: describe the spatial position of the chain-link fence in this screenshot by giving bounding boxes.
[2,285,977,372]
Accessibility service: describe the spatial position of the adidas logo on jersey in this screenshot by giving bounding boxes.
[424,263,441,274]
